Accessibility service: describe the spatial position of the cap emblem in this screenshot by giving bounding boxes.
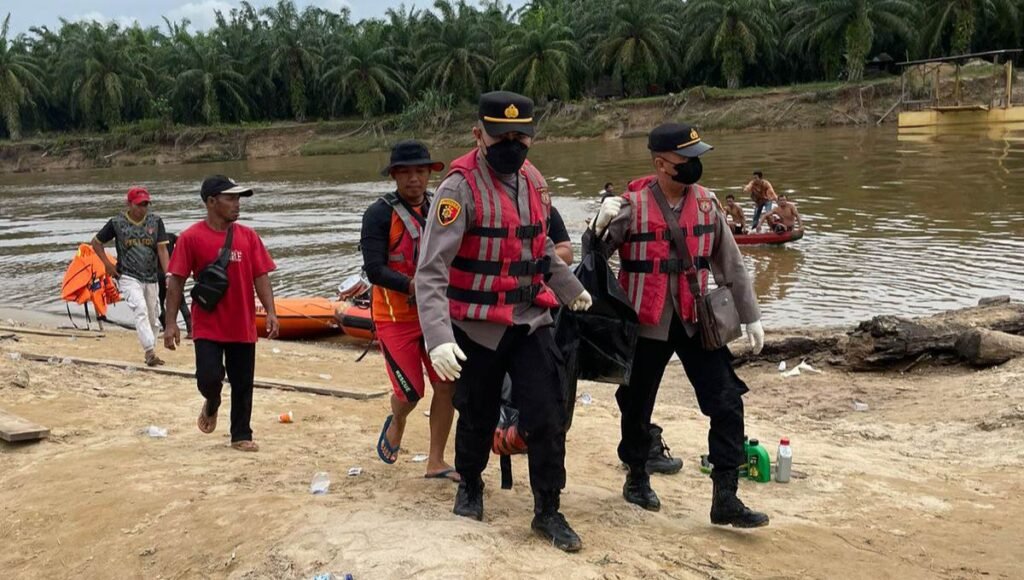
[504,104,519,119]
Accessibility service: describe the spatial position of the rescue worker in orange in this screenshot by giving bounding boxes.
[756,193,802,233]
[362,140,459,482]
[592,123,770,528]
[415,91,593,552]
[743,170,778,231]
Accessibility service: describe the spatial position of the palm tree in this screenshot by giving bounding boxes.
[590,0,681,95]
[414,1,493,101]
[263,0,321,121]
[495,21,579,101]
[168,32,249,124]
[682,0,780,89]
[322,24,408,117]
[59,22,152,129]
[785,0,918,82]
[919,0,1020,56]
[0,14,46,139]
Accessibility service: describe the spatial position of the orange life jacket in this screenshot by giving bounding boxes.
[371,192,428,323]
[60,244,121,317]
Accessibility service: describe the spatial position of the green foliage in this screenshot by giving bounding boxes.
[4,0,1024,140]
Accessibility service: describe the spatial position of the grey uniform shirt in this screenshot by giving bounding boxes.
[603,184,761,341]
[415,152,585,352]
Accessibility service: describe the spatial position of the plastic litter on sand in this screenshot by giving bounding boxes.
[797,361,823,374]
[852,401,870,412]
[272,348,281,354]
[778,361,787,371]
[142,426,168,438]
[580,393,593,405]
[782,367,801,378]
[310,472,331,494]
[347,467,363,477]
[411,454,428,463]
[318,373,332,380]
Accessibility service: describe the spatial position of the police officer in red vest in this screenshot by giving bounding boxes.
[592,123,770,528]
[415,91,593,552]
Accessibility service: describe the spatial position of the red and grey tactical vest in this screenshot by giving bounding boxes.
[444,150,559,325]
[619,177,718,325]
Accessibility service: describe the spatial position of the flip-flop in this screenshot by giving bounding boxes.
[424,469,461,482]
[376,414,399,464]
[197,403,217,434]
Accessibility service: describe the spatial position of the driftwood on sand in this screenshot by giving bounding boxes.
[735,296,1024,370]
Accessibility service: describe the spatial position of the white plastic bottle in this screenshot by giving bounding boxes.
[775,438,792,483]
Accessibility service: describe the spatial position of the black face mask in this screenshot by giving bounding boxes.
[484,139,529,174]
[671,157,703,185]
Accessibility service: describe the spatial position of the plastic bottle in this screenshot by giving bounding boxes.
[746,439,771,483]
[775,438,792,483]
[310,472,331,495]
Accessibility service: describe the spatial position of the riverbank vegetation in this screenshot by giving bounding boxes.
[1,0,1022,142]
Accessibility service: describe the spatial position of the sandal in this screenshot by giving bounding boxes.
[376,414,400,464]
[231,440,259,452]
[197,403,218,434]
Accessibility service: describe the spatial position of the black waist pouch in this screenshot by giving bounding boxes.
[190,226,234,312]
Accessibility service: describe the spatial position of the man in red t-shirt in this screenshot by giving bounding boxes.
[164,175,279,452]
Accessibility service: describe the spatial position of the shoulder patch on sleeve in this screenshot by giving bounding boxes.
[437,198,462,226]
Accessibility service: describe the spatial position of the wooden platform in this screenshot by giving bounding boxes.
[0,408,50,442]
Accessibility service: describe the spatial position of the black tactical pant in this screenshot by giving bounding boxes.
[616,315,748,472]
[453,325,567,492]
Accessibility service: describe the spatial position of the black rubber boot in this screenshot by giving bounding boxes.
[531,490,582,552]
[646,423,683,475]
[623,466,661,511]
[453,476,484,521]
[710,469,770,528]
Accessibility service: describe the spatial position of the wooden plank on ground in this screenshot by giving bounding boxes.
[15,352,384,400]
[0,408,50,442]
[0,325,105,339]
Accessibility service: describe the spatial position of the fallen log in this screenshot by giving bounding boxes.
[955,329,1024,367]
[731,301,1024,370]
[845,302,1024,370]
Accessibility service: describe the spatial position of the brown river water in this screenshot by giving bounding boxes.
[1,126,1022,329]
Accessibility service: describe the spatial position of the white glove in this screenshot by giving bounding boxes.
[745,320,765,355]
[429,342,467,382]
[592,197,622,236]
[569,289,593,311]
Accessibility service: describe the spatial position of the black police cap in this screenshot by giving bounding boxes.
[647,123,713,157]
[479,91,535,137]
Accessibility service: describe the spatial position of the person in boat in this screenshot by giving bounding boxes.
[724,194,746,235]
[158,233,193,339]
[743,170,778,232]
[755,193,802,233]
[601,182,615,199]
[591,122,769,528]
[164,175,279,453]
[548,206,573,265]
[414,91,593,552]
[91,186,170,367]
[361,140,460,481]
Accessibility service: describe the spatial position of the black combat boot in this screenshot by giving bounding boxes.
[646,423,683,475]
[531,490,582,552]
[622,466,661,511]
[453,475,484,521]
[710,469,770,528]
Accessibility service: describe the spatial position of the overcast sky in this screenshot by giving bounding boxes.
[4,0,529,34]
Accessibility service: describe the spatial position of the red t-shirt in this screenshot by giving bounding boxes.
[168,221,276,343]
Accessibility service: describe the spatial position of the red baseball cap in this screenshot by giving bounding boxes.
[126,186,151,205]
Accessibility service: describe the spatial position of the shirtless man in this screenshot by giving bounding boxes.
[724,194,746,235]
[756,194,801,233]
[743,171,778,231]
